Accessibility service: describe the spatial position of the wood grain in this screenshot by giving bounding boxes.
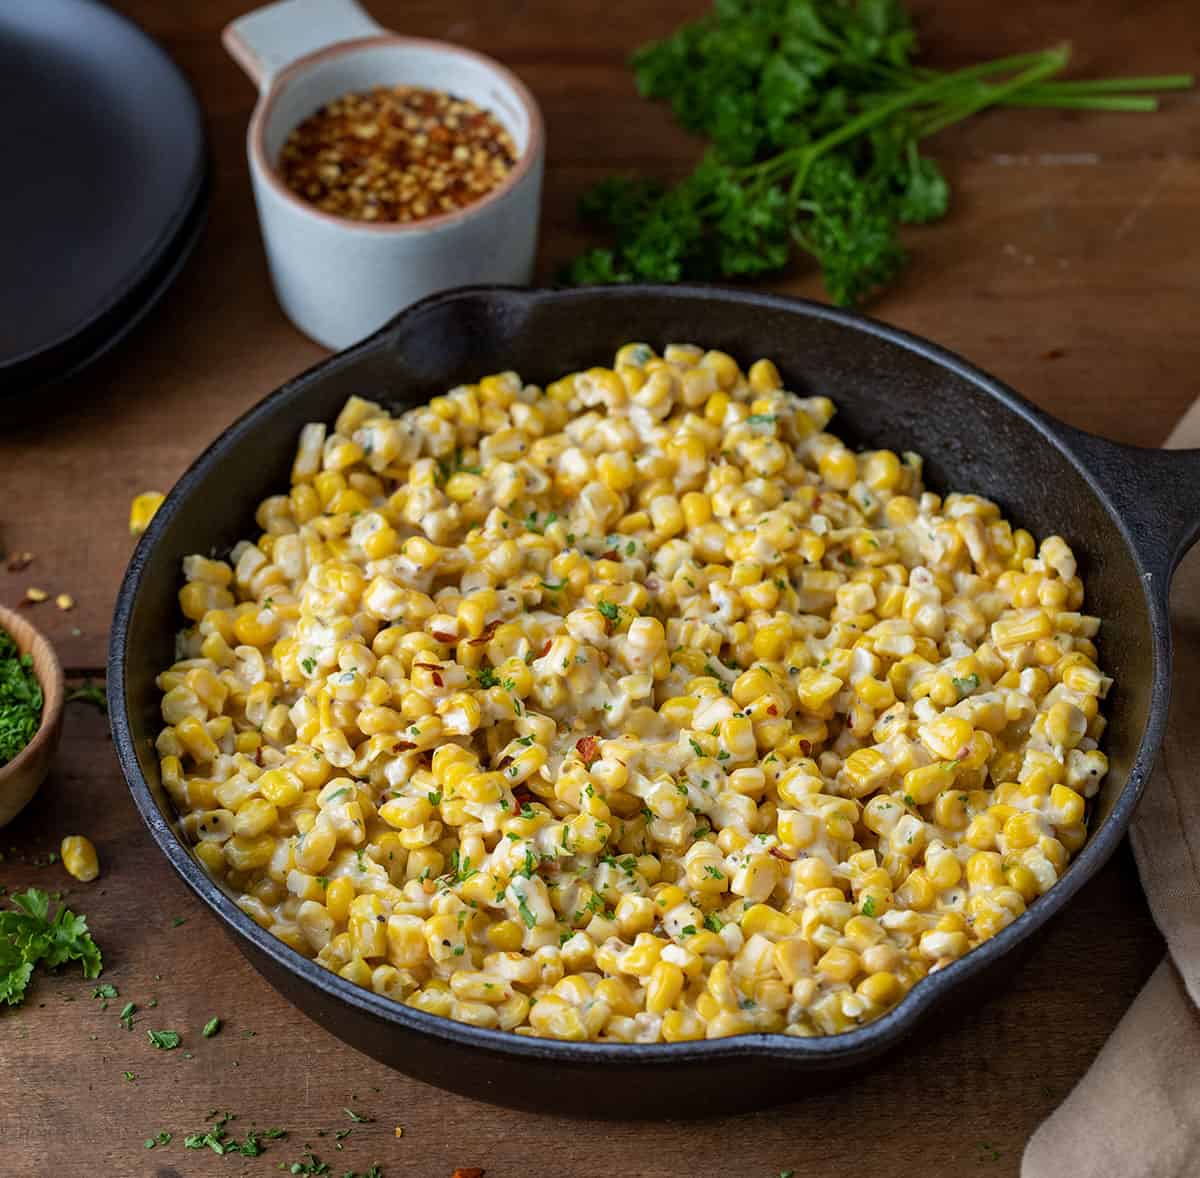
[0,0,1193,1173]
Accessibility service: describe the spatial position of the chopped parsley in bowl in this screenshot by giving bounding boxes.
[0,625,42,768]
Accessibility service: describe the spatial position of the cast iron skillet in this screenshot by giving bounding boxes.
[109,285,1200,1116]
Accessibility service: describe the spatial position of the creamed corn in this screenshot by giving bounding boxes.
[156,343,1111,1042]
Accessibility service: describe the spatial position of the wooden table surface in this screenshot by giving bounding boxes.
[1,1,1195,1174]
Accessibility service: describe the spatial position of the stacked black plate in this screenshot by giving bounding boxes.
[0,0,208,408]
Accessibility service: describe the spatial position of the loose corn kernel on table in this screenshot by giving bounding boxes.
[0,0,1195,1174]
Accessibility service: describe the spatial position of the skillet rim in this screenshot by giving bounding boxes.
[108,283,1170,1068]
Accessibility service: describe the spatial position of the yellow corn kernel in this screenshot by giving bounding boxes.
[992,609,1052,649]
[818,447,857,490]
[1048,783,1086,827]
[60,836,99,882]
[646,960,685,1014]
[857,971,902,1007]
[794,666,843,711]
[295,825,336,873]
[741,904,798,940]
[816,945,861,984]
[622,933,666,978]
[903,761,958,806]
[748,358,782,392]
[234,797,278,839]
[129,491,165,535]
[528,995,587,1041]
[1002,810,1045,850]
[918,714,974,761]
[662,1009,706,1042]
[258,768,303,807]
[841,748,894,796]
[224,834,275,872]
[966,850,1005,889]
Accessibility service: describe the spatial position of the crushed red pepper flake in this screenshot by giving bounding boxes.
[469,621,499,645]
[575,735,601,767]
[279,85,517,224]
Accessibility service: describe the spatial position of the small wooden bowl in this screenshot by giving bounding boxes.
[0,603,65,827]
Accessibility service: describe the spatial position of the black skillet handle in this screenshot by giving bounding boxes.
[1056,427,1200,590]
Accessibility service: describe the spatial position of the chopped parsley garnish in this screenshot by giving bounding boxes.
[703,912,724,933]
[146,1029,181,1050]
[704,865,725,880]
[448,850,478,883]
[144,1131,172,1149]
[747,413,777,425]
[285,1150,330,1175]
[184,1112,286,1158]
[325,787,350,803]
[427,791,442,806]
[65,681,108,712]
[596,600,620,623]
[475,665,499,689]
[688,738,704,757]
[861,897,877,917]
[300,657,316,674]
[679,924,697,938]
[171,916,187,927]
[344,1108,373,1123]
[952,672,981,695]
[202,1016,222,1038]
[0,628,42,767]
[516,894,537,929]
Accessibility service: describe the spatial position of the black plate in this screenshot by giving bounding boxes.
[0,0,207,398]
[110,286,1200,1116]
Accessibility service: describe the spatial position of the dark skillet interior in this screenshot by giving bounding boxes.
[110,285,1163,1115]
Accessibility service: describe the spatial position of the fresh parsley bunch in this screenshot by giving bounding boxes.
[0,888,103,1006]
[565,0,1191,305]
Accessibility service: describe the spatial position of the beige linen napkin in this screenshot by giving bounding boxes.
[1023,399,1200,1178]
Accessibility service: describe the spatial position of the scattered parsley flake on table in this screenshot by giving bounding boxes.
[65,681,107,712]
